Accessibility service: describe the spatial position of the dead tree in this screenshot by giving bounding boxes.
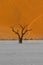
[10,24,32,43]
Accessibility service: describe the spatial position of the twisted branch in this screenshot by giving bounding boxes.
[10,27,20,39]
[18,24,32,38]
[10,24,32,39]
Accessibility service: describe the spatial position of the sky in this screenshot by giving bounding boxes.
[0,0,43,39]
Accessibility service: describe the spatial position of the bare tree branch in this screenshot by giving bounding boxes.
[10,27,20,39]
[18,24,32,38]
[19,24,28,30]
[18,24,29,36]
[10,24,32,43]
[22,29,32,36]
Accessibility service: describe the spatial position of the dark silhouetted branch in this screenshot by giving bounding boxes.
[10,24,32,43]
[22,29,32,37]
[10,27,20,39]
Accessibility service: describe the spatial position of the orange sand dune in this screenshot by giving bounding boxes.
[0,0,43,39]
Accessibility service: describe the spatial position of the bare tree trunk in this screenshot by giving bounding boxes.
[19,38,22,44]
[11,24,32,44]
